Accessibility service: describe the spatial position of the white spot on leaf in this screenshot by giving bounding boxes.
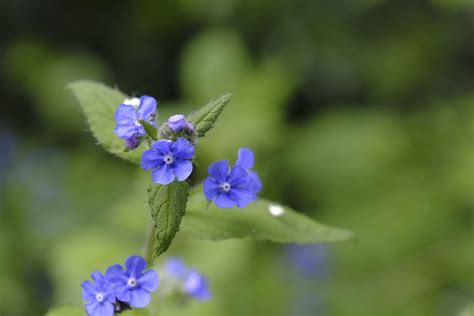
[268,203,285,217]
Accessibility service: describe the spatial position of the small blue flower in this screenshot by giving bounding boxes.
[168,114,194,133]
[286,244,330,278]
[164,257,211,301]
[114,96,158,149]
[184,270,212,301]
[203,148,262,208]
[164,257,188,279]
[203,160,252,208]
[141,137,194,185]
[81,271,116,316]
[235,148,262,200]
[106,255,159,308]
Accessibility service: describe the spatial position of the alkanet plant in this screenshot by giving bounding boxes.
[55,80,354,316]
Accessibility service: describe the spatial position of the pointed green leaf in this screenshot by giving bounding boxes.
[147,181,190,258]
[68,80,145,164]
[139,119,158,140]
[187,94,232,137]
[46,305,84,316]
[181,186,354,243]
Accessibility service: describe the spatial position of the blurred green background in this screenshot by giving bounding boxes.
[0,0,473,315]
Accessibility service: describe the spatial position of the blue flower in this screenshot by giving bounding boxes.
[164,257,188,279]
[203,148,262,208]
[141,137,194,185]
[286,244,330,278]
[81,271,116,316]
[184,270,211,301]
[106,255,159,308]
[114,96,157,149]
[203,160,252,208]
[168,114,194,133]
[235,148,262,200]
[164,257,211,301]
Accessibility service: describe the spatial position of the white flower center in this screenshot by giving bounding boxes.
[127,278,138,288]
[95,292,104,302]
[220,182,231,193]
[134,120,142,127]
[124,97,141,109]
[164,155,174,165]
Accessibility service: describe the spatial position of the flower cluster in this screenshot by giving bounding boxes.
[114,96,157,149]
[114,97,262,205]
[163,257,211,301]
[81,256,158,316]
[114,96,197,185]
[204,148,262,208]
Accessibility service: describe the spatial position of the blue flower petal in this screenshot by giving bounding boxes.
[115,124,139,138]
[152,165,175,184]
[81,281,96,302]
[227,165,250,187]
[115,285,131,302]
[130,288,152,308]
[91,271,105,285]
[208,160,229,183]
[215,193,237,208]
[114,104,135,122]
[101,302,115,316]
[203,177,219,200]
[105,291,116,304]
[138,270,159,292]
[228,187,253,208]
[235,148,254,170]
[174,160,193,181]
[141,150,163,170]
[125,255,147,277]
[86,301,114,316]
[151,139,173,155]
[137,96,157,119]
[85,301,99,316]
[248,171,262,200]
[105,264,126,284]
[171,137,194,160]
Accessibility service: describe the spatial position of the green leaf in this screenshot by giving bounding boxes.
[67,80,145,164]
[187,94,232,137]
[122,309,152,316]
[46,305,84,316]
[147,181,190,259]
[139,119,158,140]
[181,186,354,243]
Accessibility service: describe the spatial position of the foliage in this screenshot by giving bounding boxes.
[0,1,473,315]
